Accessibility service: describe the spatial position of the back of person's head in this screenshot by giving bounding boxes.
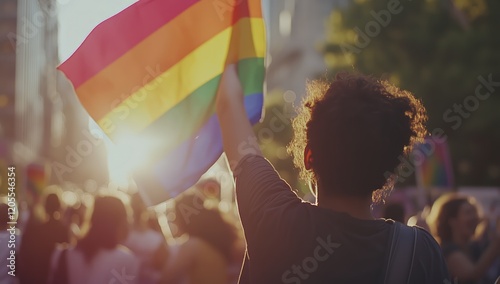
[289,73,427,201]
[382,202,406,223]
[427,193,479,244]
[44,190,62,220]
[78,195,129,262]
[0,201,8,230]
[174,193,237,261]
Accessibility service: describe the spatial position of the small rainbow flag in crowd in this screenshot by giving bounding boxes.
[415,138,454,188]
[26,163,48,199]
[59,0,266,204]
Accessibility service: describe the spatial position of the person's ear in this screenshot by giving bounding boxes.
[304,146,313,170]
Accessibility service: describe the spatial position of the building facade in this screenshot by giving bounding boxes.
[0,0,108,194]
[264,0,343,97]
[0,0,16,149]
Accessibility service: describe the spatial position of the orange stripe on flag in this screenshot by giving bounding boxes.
[96,18,266,139]
[75,0,263,121]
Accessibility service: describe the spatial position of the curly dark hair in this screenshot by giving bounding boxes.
[288,72,427,202]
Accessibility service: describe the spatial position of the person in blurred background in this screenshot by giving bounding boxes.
[215,66,450,283]
[19,189,69,284]
[382,202,406,223]
[427,193,500,284]
[124,192,168,284]
[48,195,139,284]
[63,202,87,245]
[162,192,237,284]
[407,205,432,232]
[0,200,21,284]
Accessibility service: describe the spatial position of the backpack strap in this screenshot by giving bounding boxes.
[383,222,418,284]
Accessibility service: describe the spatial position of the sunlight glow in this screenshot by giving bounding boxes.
[88,119,158,189]
[106,134,157,188]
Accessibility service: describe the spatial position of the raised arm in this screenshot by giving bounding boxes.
[215,64,302,233]
[447,225,500,281]
[216,64,262,170]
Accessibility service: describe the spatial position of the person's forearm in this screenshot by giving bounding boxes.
[462,241,500,280]
[216,65,262,171]
[472,241,500,279]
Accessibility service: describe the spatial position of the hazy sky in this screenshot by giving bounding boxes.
[58,0,137,62]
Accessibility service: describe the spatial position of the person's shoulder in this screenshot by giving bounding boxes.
[111,245,140,267]
[234,154,271,176]
[414,227,440,249]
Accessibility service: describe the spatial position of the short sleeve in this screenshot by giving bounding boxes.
[235,155,301,227]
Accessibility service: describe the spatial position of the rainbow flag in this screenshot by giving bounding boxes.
[415,137,454,188]
[26,163,48,199]
[59,0,266,204]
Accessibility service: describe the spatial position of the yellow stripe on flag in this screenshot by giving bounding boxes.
[97,18,265,139]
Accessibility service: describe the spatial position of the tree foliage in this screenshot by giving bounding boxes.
[324,0,500,186]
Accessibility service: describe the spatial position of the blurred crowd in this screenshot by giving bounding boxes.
[0,184,499,284]
[382,194,500,284]
[0,180,245,284]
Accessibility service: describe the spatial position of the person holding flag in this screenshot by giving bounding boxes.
[57,0,451,281]
[215,66,451,283]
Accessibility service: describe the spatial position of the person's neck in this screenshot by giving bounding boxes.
[317,191,374,220]
[451,232,469,248]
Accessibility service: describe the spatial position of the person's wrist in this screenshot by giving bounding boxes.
[216,66,245,114]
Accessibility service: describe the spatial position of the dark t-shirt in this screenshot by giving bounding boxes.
[235,155,450,284]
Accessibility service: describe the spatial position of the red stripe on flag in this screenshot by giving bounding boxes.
[58,0,199,88]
